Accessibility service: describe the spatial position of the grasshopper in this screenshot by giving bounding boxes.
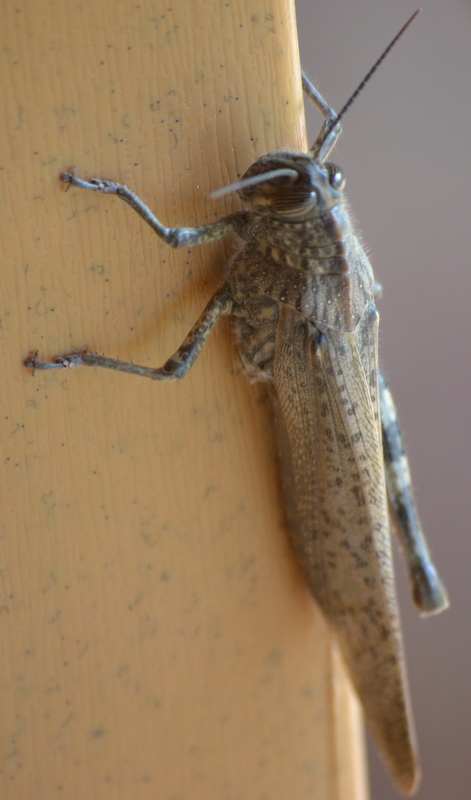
[26,10,448,795]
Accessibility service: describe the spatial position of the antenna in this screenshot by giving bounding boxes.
[318,9,421,151]
[211,168,298,200]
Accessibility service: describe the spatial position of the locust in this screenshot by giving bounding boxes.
[25,10,448,795]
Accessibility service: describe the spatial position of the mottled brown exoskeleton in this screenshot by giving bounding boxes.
[26,11,448,795]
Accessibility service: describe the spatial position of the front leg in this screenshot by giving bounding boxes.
[25,288,233,381]
[61,169,246,248]
[301,73,341,160]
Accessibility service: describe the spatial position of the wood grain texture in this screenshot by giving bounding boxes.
[1,0,367,797]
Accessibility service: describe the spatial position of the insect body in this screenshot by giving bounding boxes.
[26,15,448,796]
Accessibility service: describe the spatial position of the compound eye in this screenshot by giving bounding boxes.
[325,162,345,190]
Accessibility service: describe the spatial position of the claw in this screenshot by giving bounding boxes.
[24,351,85,372]
[24,350,39,373]
[59,168,119,195]
[60,167,76,190]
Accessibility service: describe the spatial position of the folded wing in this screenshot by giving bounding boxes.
[273,304,419,795]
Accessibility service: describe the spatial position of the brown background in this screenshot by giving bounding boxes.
[296,1,471,798]
[2,0,469,798]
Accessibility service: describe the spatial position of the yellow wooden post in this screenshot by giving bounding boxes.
[1,1,368,797]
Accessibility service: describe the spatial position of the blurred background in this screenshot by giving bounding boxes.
[296,1,470,798]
